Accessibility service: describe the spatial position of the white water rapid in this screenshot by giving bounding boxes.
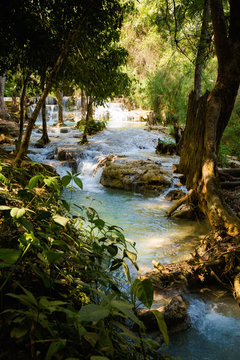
[25,100,240,360]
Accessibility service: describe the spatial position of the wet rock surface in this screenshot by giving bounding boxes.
[100,158,172,195]
[137,295,191,336]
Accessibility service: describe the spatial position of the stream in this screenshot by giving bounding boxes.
[27,100,240,360]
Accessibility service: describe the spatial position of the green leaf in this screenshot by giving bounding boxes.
[61,199,70,212]
[28,174,43,190]
[45,340,66,360]
[44,177,60,193]
[45,249,64,264]
[110,300,143,328]
[90,357,110,360]
[131,278,153,309]
[123,262,131,283]
[110,258,123,271]
[0,173,9,185]
[20,218,34,233]
[10,207,26,219]
[84,332,99,347]
[151,310,169,346]
[79,304,110,322]
[73,176,83,189]
[18,283,38,307]
[53,214,69,227]
[124,249,137,263]
[107,244,118,257]
[0,248,21,267]
[114,321,140,344]
[39,297,66,312]
[0,205,12,210]
[61,175,72,186]
[10,327,28,339]
[93,218,105,230]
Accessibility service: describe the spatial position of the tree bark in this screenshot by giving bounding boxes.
[56,88,64,126]
[15,73,30,152]
[179,0,240,236]
[0,75,10,119]
[81,89,86,120]
[80,97,93,144]
[38,73,50,145]
[194,0,210,99]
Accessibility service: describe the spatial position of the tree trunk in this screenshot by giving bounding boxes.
[56,88,64,126]
[194,0,210,99]
[15,73,30,152]
[38,74,50,145]
[0,75,10,119]
[81,89,86,120]
[80,97,93,144]
[14,17,86,165]
[179,0,240,236]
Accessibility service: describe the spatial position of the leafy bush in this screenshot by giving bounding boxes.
[78,118,106,135]
[0,162,170,360]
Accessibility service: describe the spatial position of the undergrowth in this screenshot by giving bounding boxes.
[0,161,171,360]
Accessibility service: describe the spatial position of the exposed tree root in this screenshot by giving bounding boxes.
[166,191,192,217]
[144,232,240,304]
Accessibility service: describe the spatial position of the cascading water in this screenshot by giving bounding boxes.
[27,100,240,360]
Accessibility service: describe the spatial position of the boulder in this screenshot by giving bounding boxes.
[137,295,190,336]
[100,158,171,196]
[55,147,79,161]
[60,127,69,133]
[0,120,19,137]
[0,133,14,145]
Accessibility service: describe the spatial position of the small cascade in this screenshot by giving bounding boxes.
[168,296,240,360]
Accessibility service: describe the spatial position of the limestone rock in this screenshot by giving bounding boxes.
[137,295,190,336]
[100,158,171,195]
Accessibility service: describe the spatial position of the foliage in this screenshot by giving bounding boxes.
[0,161,170,359]
[219,92,240,163]
[78,119,107,135]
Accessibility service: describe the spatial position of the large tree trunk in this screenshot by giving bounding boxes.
[179,0,240,236]
[0,75,10,119]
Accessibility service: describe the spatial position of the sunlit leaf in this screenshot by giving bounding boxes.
[53,214,69,227]
[124,249,137,263]
[0,205,12,210]
[10,207,26,219]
